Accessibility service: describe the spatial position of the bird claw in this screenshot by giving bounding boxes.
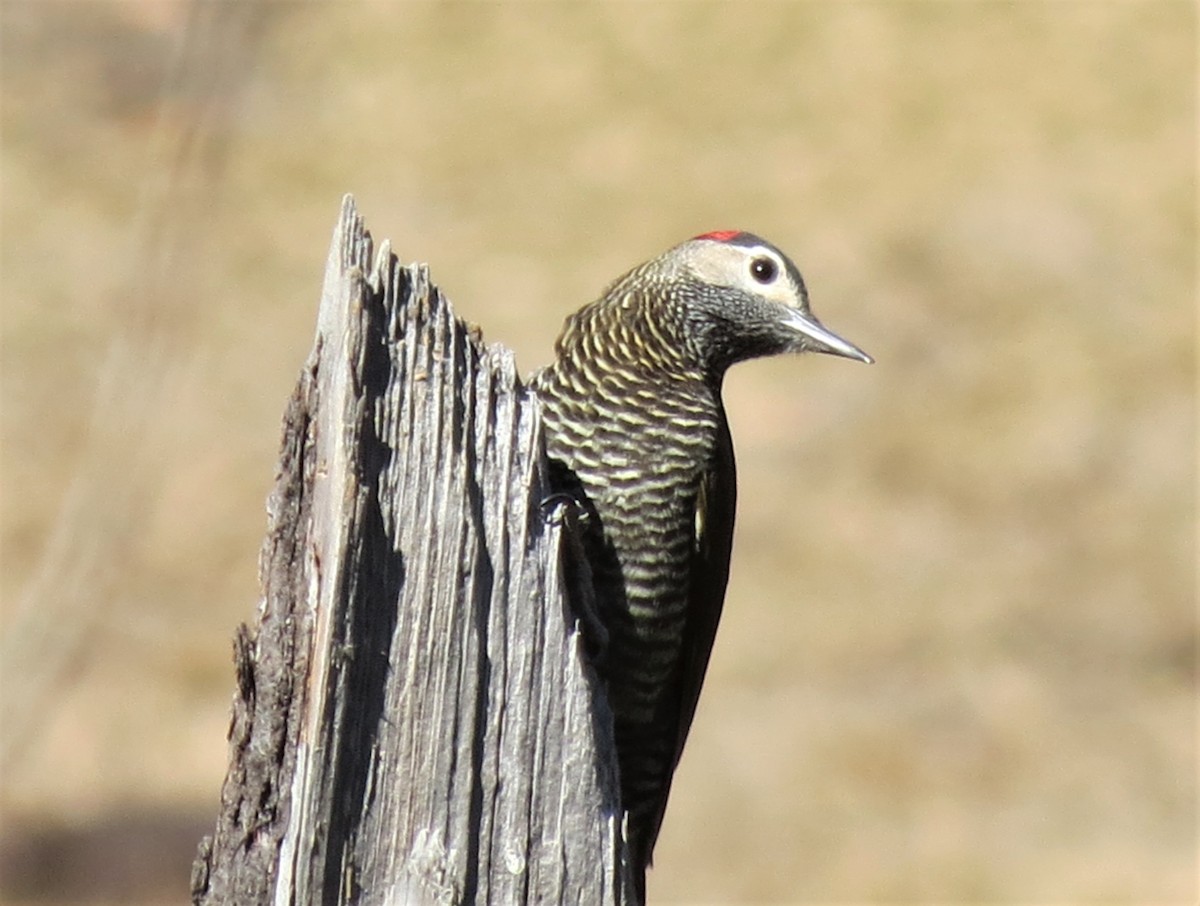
[546,495,609,664]
[538,491,592,527]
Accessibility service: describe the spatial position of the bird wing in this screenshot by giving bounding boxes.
[644,411,738,858]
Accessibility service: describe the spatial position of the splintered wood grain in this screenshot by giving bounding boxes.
[193,197,629,906]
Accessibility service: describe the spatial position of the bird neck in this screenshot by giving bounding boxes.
[556,289,715,392]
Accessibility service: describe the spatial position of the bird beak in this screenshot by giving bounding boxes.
[781,309,874,364]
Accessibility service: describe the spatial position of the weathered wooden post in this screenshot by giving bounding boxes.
[191,197,630,905]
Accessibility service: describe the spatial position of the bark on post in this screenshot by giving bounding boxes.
[191,197,629,905]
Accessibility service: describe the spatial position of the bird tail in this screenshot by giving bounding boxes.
[625,817,653,905]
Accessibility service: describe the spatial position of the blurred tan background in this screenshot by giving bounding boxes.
[0,2,1195,903]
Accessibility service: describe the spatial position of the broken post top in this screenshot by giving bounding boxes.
[193,196,631,906]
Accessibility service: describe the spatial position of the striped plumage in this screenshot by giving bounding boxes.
[531,231,871,902]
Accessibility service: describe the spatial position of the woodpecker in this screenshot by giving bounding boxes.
[531,230,871,902]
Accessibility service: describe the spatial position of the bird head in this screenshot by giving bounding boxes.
[637,230,873,376]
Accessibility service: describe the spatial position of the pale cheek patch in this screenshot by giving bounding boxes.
[687,243,798,307]
[754,280,802,308]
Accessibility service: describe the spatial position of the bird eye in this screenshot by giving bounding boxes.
[750,256,778,284]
